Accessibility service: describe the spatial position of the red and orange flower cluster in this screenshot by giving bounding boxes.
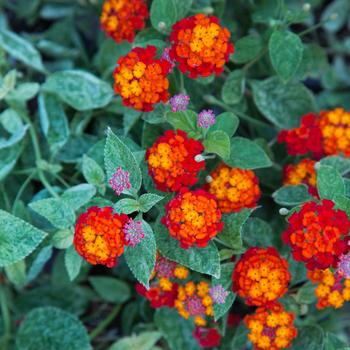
[282,199,350,270]
[100,0,148,43]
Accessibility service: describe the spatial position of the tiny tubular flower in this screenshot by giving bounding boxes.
[206,164,261,213]
[282,199,350,270]
[197,109,216,128]
[109,167,131,195]
[337,252,350,278]
[244,302,298,350]
[283,158,317,196]
[100,0,148,43]
[146,130,205,192]
[175,281,213,326]
[123,218,144,246]
[113,45,170,111]
[209,284,229,305]
[169,93,190,112]
[162,188,224,249]
[308,269,350,309]
[232,247,291,306]
[74,206,128,267]
[169,14,234,78]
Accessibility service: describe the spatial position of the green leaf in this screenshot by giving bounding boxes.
[29,198,75,229]
[16,306,92,350]
[269,30,304,82]
[154,220,220,278]
[290,325,324,350]
[6,82,40,103]
[317,164,345,200]
[150,0,177,34]
[5,260,26,286]
[154,308,200,350]
[0,108,23,134]
[225,137,272,169]
[333,194,350,215]
[320,156,350,175]
[174,0,193,20]
[321,0,350,32]
[208,112,239,137]
[139,193,164,212]
[38,93,69,153]
[27,245,53,283]
[251,76,316,128]
[124,220,156,288]
[0,210,47,267]
[219,209,253,253]
[221,70,245,105]
[51,229,74,250]
[82,154,106,188]
[104,128,142,193]
[165,110,199,137]
[64,246,83,281]
[296,281,316,304]
[203,130,231,159]
[0,70,16,100]
[0,29,45,72]
[324,333,348,350]
[89,276,131,303]
[233,35,263,64]
[113,198,140,214]
[273,185,314,206]
[243,218,275,247]
[42,70,113,111]
[61,184,96,211]
[108,332,162,350]
[212,263,236,320]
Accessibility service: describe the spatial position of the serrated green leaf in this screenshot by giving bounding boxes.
[221,70,245,105]
[150,0,177,34]
[16,306,92,350]
[0,210,47,267]
[233,35,263,64]
[225,137,272,169]
[51,229,73,249]
[154,220,220,278]
[273,185,314,206]
[165,110,199,136]
[61,184,96,211]
[89,276,131,303]
[42,70,113,111]
[64,246,83,281]
[242,217,275,247]
[139,193,164,213]
[113,198,140,214]
[320,156,350,175]
[27,245,53,283]
[203,130,230,159]
[269,30,304,82]
[104,128,142,193]
[317,164,345,200]
[124,220,156,288]
[208,112,239,137]
[108,332,162,350]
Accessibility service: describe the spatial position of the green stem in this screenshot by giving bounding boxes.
[89,304,121,341]
[0,287,11,350]
[12,171,37,214]
[0,184,11,211]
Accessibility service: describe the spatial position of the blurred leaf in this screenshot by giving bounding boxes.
[139,193,164,213]
[65,246,83,282]
[296,281,316,304]
[324,333,348,350]
[273,185,314,206]
[61,184,96,211]
[108,332,162,350]
[225,137,272,169]
[208,112,239,137]
[290,325,324,350]
[5,260,26,286]
[124,220,156,288]
[269,30,303,82]
[243,217,275,247]
[26,245,53,283]
[114,198,140,214]
[0,209,47,267]
[174,0,193,20]
[0,108,23,133]
[317,164,345,200]
[82,155,106,189]
[221,70,245,105]
[321,0,350,32]
[16,306,92,350]
[51,229,73,249]
[89,276,131,303]
[233,35,263,64]
[150,0,177,34]
[203,130,231,159]
[42,70,113,111]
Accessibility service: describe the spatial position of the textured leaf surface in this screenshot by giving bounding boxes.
[108,332,162,350]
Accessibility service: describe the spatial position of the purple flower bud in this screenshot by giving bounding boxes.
[109,167,131,195]
[169,93,190,112]
[210,284,229,304]
[123,219,145,246]
[197,109,216,128]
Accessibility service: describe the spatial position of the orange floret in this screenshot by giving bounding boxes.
[283,158,317,196]
[74,206,128,268]
[169,14,234,78]
[244,302,297,350]
[175,281,213,326]
[318,108,350,156]
[146,130,205,192]
[100,0,148,43]
[232,247,291,306]
[113,45,170,111]
[206,164,261,213]
[161,188,224,249]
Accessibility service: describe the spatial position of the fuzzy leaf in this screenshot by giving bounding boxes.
[165,110,199,136]
[62,184,96,211]
[64,246,83,281]
[203,130,231,159]
[290,325,324,350]
[139,193,164,213]
[27,245,53,283]
[82,155,106,187]
[221,70,245,105]
[233,35,263,64]
[150,0,177,34]
[317,164,345,200]
[273,185,314,206]
[108,332,162,350]
[208,112,239,137]
[114,198,140,214]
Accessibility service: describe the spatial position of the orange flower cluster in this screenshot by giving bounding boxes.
[74,207,128,267]
[278,108,350,158]
[318,108,350,157]
[283,158,317,196]
[169,14,234,78]
[282,200,350,270]
[244,302,297,350]
[308,269,350,309]
[146,130,205,192]
[100,0,148,43]
[162,188,223,249]
[206,164,261,213]
[113,46,170,111]
[175,281,214,326]
[232,247,291,306]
